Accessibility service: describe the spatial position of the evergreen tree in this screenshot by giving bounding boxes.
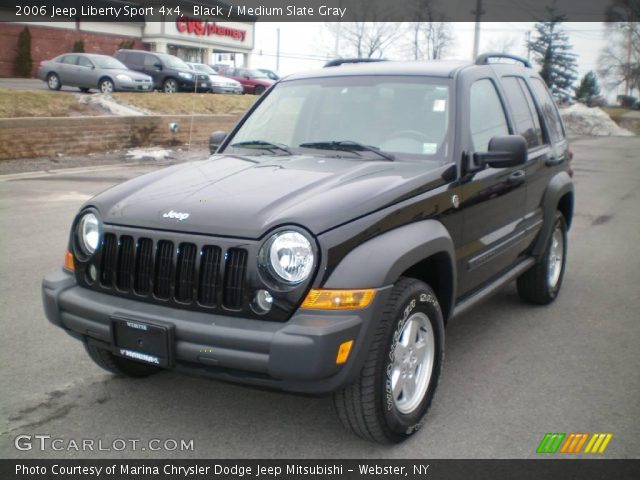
[15,27,33,77]
[72,40,85,53]
[527,6,579,102]
[575,71,601,104]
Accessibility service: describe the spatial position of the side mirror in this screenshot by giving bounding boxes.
[209,131,227,154]
[473,135,527,169]
[154,62,163,70]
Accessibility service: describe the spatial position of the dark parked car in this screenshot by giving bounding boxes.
[113,50,212,93]
[43,54,573,444]
[36,53,153,93]
[218,66,274,94]
[186,63,243,94]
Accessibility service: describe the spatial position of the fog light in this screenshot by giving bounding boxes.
[253,289,273,314]
[89,264,97,282]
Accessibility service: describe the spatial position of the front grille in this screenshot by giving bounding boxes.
[93,233,248,312]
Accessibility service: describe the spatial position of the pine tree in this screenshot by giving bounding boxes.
[575,71,601,104]
[15,27,33,77]
[527,6,579,102]
[72,40,85,53]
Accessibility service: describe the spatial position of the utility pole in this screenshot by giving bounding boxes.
[276,27,281,72]
[471,0,485,60]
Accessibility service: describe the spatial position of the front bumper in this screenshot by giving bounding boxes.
[43,270,390,394]
[115,79,153,92]
[211,85,243,94]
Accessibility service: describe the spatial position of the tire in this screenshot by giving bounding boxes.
[78,87,90,93]
[99,78,114,94]
[163,78,178,93]
[84,341,160,378]
[254,85,265,95]
[333,277,445,443]
[47,73,61,91]
[517,211,568,305]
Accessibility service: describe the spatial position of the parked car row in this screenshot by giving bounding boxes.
[36,49,277,95]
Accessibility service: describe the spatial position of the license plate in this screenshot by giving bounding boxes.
[111,316,174,367]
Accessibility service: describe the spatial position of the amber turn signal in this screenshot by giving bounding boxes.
[300,289,375,310]
[336,340,354,365]
[63,250,75,272]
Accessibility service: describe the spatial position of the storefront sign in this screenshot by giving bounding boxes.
[176,17,247,42]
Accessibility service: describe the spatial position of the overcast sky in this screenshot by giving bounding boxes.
[249,22,611,93]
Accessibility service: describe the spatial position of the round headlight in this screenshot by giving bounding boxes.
[77,212,100,256]
[264,231,314,284]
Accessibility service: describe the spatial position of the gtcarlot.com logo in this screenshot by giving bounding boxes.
[14,434,194,452]
[537,432,613,454]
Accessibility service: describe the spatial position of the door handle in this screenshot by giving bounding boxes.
[509,170,525,181]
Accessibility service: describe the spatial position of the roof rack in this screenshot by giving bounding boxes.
[323,58,386,68]
[475,53,531,68]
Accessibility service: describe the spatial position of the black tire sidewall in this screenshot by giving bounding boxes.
[47,74,60,90]
[163,79,177,93]
[544,213,568,299]
[254,85,265,95]
[380,282,445,441]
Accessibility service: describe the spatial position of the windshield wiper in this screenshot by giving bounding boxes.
[299,141,395,161]
[230,140,292,155]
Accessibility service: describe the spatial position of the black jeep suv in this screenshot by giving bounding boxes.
[43,54,574,444]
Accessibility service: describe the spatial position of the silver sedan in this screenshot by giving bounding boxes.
[36,53,153,93]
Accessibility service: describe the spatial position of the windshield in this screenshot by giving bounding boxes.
[192,63,215,74]
[92,56,126,69]
[226,76,451,160]
[160,54,190,70]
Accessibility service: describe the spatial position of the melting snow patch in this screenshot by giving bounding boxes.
[77,93,147,116]
[560,103,634,137]
[126,147,174,161]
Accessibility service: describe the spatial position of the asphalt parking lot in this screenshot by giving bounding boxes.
[0,136,638,459]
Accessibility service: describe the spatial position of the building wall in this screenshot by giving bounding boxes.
[0,114,240,160]
[0,23,144,77]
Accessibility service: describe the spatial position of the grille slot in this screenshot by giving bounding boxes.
[116,236,134,290]
[154,240,174,300]
[223,248,248,309]
[199,246,221,307]
[134,238,153,295]
[100,233,118,287]
[175,243,197,303]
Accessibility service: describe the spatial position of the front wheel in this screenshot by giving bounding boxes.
[333,277,445,443]
[163,78,178,93]
[253,85,265,95]
[517,211,568,304]
[99,78,114,94]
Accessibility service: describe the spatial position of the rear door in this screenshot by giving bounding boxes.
[456,75,528,296]
[498,75,549,248]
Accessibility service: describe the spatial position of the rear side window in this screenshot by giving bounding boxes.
[501,76,543,148]
[77,56,93,68]
[530,78,565,142]
[60,55,78,65]
[469,79,509,152]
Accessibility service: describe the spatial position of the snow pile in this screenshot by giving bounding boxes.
[77,93,147,116]
[126,147,174,161]
[560,103,634,137]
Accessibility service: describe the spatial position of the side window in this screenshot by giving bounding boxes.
[530,77,565,142]
[501,76,543,148]
[77,56,93,68]
[143,55,159,68]
[128,52,144,66]
[469,79,509,152]
[61,55,78,65]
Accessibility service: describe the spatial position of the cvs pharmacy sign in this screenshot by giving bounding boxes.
[176,17,247,42]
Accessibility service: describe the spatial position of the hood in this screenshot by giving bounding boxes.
[88,154,449,239]
[110,68,151,80]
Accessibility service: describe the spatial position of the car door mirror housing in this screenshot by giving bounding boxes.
[154,62,163,70]
[474,135,527,168]
[209,131,227,154]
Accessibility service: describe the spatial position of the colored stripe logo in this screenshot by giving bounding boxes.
[537,433,613,454]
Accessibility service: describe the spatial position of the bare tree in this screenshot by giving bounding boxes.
[485,34,518,55]
[598,1,640,96]
[407,0,455,60]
